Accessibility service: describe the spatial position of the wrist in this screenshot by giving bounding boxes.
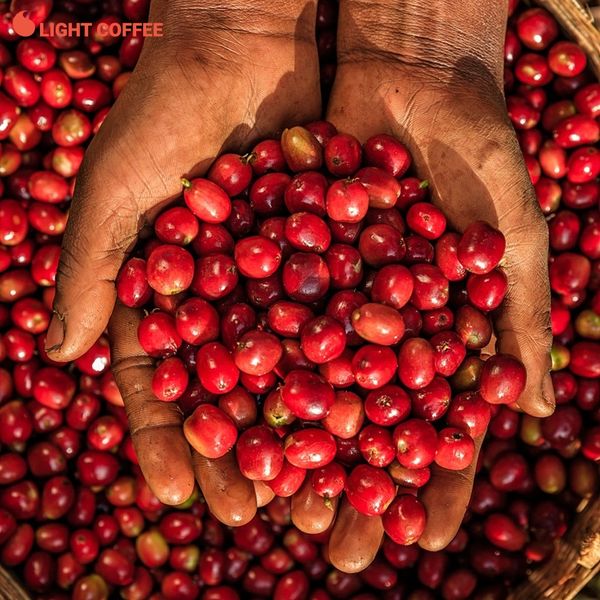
[150,0,316,43]
[338,0,507,90]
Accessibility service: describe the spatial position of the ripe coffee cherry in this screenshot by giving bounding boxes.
[236,426,284,481]
[175,297,219,345]
[410,377,452,421]
[138,312,181,357]
[406,202,447,240]
[285,171,327,215]
[516,8,559,50]
[359,224,406,266]
[363,134,411,177]
[208,153,253,196]
[352,303,405,346]
[326,179,369,223]
[358,425,395,467]
[364,385,411,427]
[184,405,238,459]
[280,370,335,420]
[371,264,414,309]
[548,41,587,77]
[182,178,232,223]
[265,460,306,498]
[457,221,506,274]
[146,244,194,296]
[116,258,152,307]
[234,236,282,279]
[284,429,337,469]
[446,391,491,437]
[352,344,398,389]
[233,331,282,376]
[300,315,346,364]
[356,167,401,208]
[154,207,198,245]
[345,464,396,516]
[324,133,362,176]
[409,264,449,310]
[382,495,427,545]
[196,342,239,394]
[151,357,189,402]
[398,338,436,390]
[285,211,331,253]
[435,427,475,470]
[480,354,527,405]
[483,513,527,552]
[283,252,330,302]
[467,269,509,311]
[393,419,438,469]
[311,462,346,498]
[322,391,365,439]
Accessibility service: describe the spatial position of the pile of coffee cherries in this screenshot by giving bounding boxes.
[0,0,595,598]
[117,119,525,546]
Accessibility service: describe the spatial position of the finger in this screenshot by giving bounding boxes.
[418,434,484,551]
[291,478,338,534]
[494,216,554,417]
[254,481,276,508]
[328,499,384,573]
[109,303,195,505]
[193,450,257,527]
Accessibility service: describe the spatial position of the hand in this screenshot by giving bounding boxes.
[46,0,321,513]
[49,1,392,570]
[45,0,321,361]
[322,0,554,569]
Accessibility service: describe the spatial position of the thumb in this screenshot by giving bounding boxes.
[45,162,146,361]
[494,212,554,417]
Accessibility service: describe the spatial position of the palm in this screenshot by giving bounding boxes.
[324,62,552,556]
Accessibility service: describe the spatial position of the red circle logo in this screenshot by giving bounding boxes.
[12,11,35,37]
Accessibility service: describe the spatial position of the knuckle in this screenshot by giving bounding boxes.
[127,406,183,437]
[110,353,153,377]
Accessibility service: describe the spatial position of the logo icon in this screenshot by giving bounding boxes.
[12,11,36,37]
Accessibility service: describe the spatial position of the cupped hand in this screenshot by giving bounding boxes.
[46,0,322,516]
[46,0,321,361]
[322,1,554,569]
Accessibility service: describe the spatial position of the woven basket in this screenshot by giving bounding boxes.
[0,567,29,599]
[0,1,598,599]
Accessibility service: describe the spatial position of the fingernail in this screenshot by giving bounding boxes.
[45,314,64,353]
[542,372,556,411]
